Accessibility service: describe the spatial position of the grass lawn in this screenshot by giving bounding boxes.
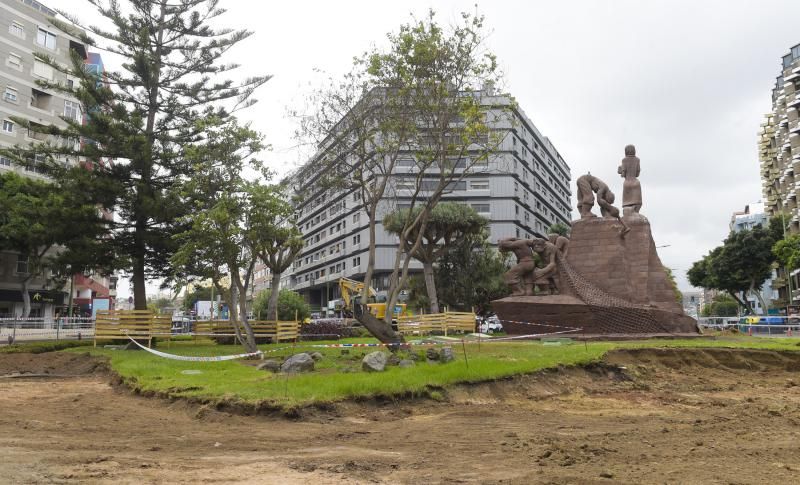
[51,333,800,409]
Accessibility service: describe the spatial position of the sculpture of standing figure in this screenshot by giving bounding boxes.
[618,144,642,215]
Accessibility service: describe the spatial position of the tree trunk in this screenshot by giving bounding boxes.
[266,272,281,320]
[750,287,769,316]
[422,260,439,314]
[354,304,403,344]
[362,206,378,301]
[231,274,257,353]
[728,291,753,315]
[21,278,31,318]
[132,250,147,310]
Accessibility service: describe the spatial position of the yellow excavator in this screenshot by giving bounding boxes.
[338,277,408,320]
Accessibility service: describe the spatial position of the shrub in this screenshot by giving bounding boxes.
[299,319,359,340]
[252,289,310,321]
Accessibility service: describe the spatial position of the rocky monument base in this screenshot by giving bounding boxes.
[493,215,699,337]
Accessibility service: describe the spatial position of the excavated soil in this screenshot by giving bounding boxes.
[2,347,800,483]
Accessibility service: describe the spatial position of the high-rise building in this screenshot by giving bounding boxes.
[761,43,800,224]
[287,92,572,309]
[0,0,113,317]
[760,42,800,305]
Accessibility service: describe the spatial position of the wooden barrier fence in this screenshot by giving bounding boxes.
[397,311,476,336]
[94,310,299,346]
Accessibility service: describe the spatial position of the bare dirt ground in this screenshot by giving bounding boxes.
[2,348,800,484]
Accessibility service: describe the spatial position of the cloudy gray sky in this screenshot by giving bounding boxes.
[59,0,800,298]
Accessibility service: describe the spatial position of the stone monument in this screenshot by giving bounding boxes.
[492,146,698,337]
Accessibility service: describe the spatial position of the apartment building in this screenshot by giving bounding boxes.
[0,0,113,317]
[287,92,572,308]
[760,42,800,305]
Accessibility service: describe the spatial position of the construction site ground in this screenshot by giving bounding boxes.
[2,347,800,484]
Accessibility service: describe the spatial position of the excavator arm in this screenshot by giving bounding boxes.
[338,277,377,311]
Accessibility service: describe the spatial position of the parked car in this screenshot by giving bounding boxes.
[476,314,503,334]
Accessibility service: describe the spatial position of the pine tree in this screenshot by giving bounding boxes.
[1,0,269,309]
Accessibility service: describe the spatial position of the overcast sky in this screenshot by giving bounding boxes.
[58,0,800,298]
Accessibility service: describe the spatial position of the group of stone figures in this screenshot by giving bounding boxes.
[577,144,642,220]
[499,145,644,297]
[499,234,569,296]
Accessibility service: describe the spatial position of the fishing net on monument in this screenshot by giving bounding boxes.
[556,254,673,334]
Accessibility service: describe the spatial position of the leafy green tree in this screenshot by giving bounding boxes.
[773,234,800,271]
[700,294,739,317]
[0,171,110,317]
[172,120,287,352]
[434,233,509,313]
[181,285,212,312]
[252,289,310,322]
[384,203,487,313]
[548,222,571,237]
[663,267,683,305]
[252,189,304,321]
[1,0,269,310]
[688,227,775,314]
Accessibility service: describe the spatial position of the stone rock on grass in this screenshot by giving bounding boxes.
[399,359,415,368]
[256,359,281,373]
[281,353,315,373]
[440,347,455,363]
[309,352,324,362]
[387,354,402,366]
[426,348,440,361]
[362,351,388,372]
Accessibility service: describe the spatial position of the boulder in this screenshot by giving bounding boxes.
[362,351,388,372]
[309,352,324,362]
[281,353,315,373]
[399,359,415,368]
[426,348,440,361]
[440,347,455,363]
[256,359,281,373]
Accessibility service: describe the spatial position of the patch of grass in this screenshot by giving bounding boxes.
[1,340,93,354]
[66,336,800,408]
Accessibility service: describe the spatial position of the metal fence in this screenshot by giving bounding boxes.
[0,317,95,344]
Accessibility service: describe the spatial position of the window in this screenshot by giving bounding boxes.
[7,53,22,69]
[397,158,415,167]
[4,87,18,103]
[64,100,81,121]
[36,27,56,49]
[353,256,361,267]
[353,234,361,245]
[2,120,13,134]
[9,21,24,38]
[396,179,415,190]
[471,203,490,213]
[33,60,53,80]
[469,180,489,190]
[16,256,29,275]
[0,156,11,167]
[353,212,360,223]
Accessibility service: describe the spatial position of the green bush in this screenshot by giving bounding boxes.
[252,289,310,321]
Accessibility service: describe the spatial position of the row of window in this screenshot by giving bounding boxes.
[298,256,365,285]
[9,21,58,50]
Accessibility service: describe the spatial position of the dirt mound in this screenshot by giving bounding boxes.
[3,346,800,483]
[604,347,800,372]
[0,352,106,376]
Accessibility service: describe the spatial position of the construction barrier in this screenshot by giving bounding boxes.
[205,320,299,342]
[94,310,157,347]
[397,311,476,336]
[94,311,300,346]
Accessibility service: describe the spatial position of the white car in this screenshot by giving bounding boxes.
[477,315,503,334]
